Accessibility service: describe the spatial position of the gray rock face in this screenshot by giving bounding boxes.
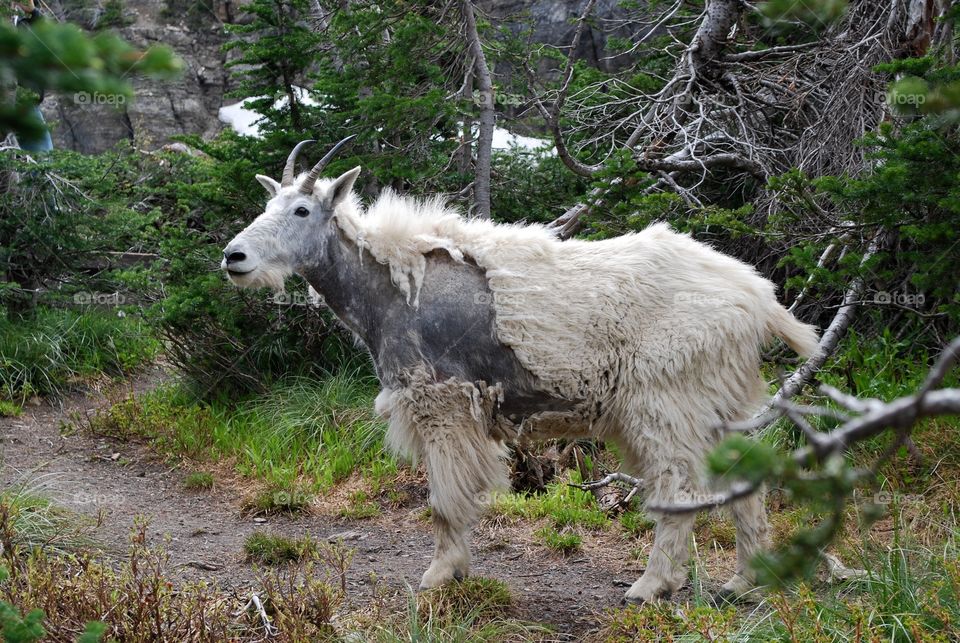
[479,0,634,73]
[40,0,237,153]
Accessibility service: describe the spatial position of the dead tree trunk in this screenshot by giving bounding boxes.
[461,0,494,219]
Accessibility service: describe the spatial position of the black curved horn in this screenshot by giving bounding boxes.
[299,135,357,195]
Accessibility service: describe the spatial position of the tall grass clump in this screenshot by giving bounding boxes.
[0,487,91,559]
[213,370,391,489]
[727,544,960,641]
[0,308,159,402]
[224,370,388,486]
[365,580,552,642]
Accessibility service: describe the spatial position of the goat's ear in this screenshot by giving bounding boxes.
[327,166,361,208]
[255,174,281,197]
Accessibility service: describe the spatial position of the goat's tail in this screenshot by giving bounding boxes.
[767,304,820,358]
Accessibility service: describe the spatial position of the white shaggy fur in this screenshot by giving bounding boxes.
[334,191,818,600]
[377,372,510,587]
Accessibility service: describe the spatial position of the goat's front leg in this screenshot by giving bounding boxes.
[421,508,472,588]
[387,379,510,590]
[623,460,698,604]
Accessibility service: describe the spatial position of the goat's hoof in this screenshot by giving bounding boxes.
[419,562,467,589]
[715,575,757,604]
[622,588,672,606]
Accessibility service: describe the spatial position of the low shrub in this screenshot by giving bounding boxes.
[244,531,316,565]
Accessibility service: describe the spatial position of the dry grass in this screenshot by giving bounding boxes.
[0,493,352,642]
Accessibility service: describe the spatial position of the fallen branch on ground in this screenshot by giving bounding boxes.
[570,471,644,514]
[236,593,277,638]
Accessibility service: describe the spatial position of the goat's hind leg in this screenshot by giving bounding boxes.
[718,490,769,600]
[625,511,696,604]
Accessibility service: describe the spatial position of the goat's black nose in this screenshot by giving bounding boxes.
[225,250,246,264]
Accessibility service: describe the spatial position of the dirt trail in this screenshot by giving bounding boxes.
[0,370,645,638]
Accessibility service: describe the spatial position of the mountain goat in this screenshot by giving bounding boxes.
[221,138,819,603]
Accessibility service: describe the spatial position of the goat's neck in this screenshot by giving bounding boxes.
[300,223,398,353]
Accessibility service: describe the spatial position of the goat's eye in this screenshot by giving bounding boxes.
[294,206,310,218]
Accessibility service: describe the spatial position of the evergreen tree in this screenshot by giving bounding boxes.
[224,0,323,132]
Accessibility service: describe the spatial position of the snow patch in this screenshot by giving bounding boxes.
[219,94,553,155]
[218,87,326,138]
[491,127,553,154]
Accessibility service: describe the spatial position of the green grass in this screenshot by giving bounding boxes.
[0,487,90,557]
[619,510,655,538]
[182,471,214,491]
[0,400,21,417]
[338,490,381,519]
[221,372,392,489]
[83,372,394,494]
[725,546,960,641]
[243,531,316,565]
[241,484,314,516]
[491,470,610,531]
[594,543,960,641]
[762,332,960,454]
[364,579,551,642]
[0,307,160,402]
[418,577,512,618]
[596,603,737,642]
[535,526,582,554]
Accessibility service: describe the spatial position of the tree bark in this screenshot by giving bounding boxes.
[461,0,494,219]
[459,66,474,177]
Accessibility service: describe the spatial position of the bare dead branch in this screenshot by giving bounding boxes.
[765,233,886,413]
[547,1,927,235]
[650,336,960,514]
[723,42,819,63]
[572,471,643,491]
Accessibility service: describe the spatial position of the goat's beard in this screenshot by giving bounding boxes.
[226,263,289,292]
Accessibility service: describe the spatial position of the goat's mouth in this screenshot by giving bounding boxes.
[222,262,289,291]
[224,266,259,286]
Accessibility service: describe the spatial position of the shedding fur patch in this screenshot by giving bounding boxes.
[334,190,556,306]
